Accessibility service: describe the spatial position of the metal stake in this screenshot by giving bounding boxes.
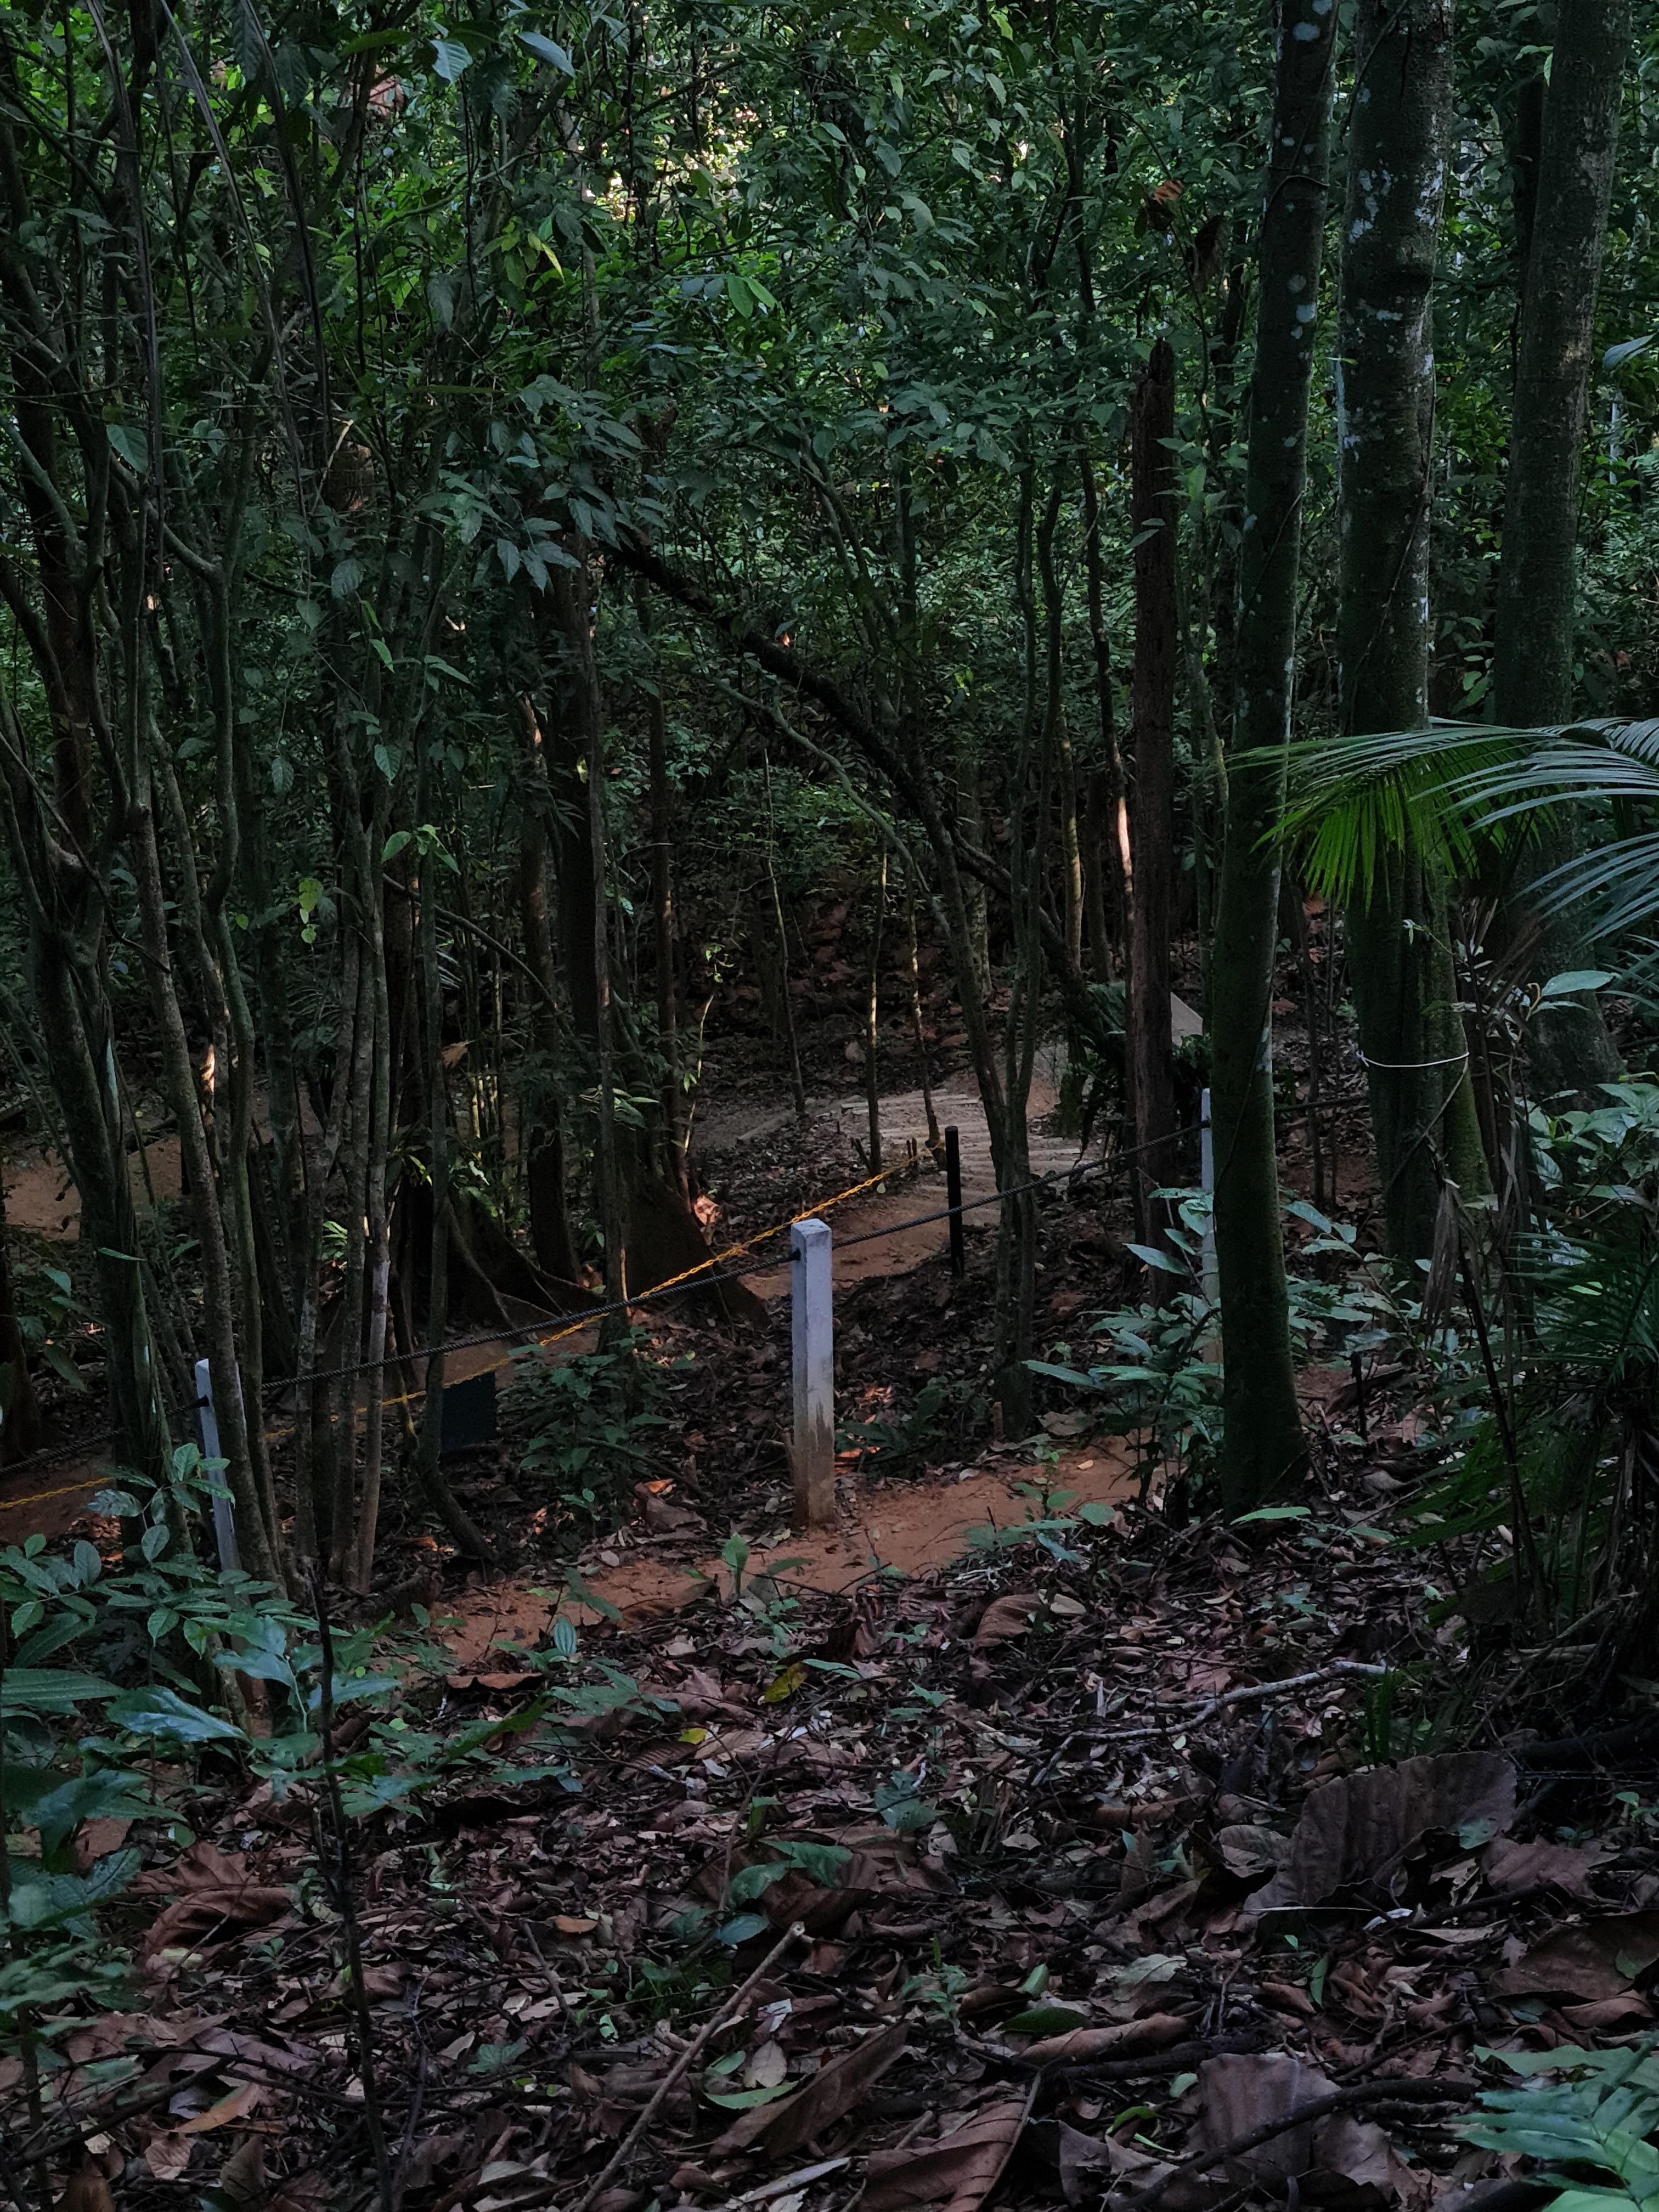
[193,1357,241,1573]
[790,1217,834,1531]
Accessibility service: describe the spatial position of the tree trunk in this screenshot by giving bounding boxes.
[1491,0,1631,1092]
[906,891,942,1152]
[552,561,628,1316]
[865,853,887,1171]
[1128,338,1180,1258]
[510,693,583,1290]
[1338,0,1488,1262]
[0,1172,40,1466]
[129,777,281,1583]
[1079,442,1129,978]
[645,644,686,1193]
[1209,0,1335,1513]
[994,464,1058,1435]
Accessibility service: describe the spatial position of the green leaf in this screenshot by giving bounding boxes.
[768,1841,850,1884]
[1540,970,1615,999]
[1024,1362,1099,1391]
[1604,337,1654,374]
[703,2082,792,2109]
[0,1668,119,1714]
[726,1861,786,1903]
[1232,1505,1311,1524]
[105,423,148,475]
[431,36,472,81]
[716,1912,770,1946]
[518,29,573,72]
[105,1687,246,1744]
[1127,1243,1186,1275]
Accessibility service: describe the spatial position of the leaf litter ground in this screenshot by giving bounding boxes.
[50,1452,1659,2212]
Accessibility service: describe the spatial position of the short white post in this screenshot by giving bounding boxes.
[1199,1088,1222,1370]
[790,1217,835,1531]
[193,1357,241,1575]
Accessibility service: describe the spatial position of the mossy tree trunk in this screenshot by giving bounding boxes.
[1336,0,1487,1262]
[1209,0,1335,1513]
[1491,0,1632,1094]
[1127,337,1179,1260]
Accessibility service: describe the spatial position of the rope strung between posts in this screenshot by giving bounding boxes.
[0,1105,1229,1503]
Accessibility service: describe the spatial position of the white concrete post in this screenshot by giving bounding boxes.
[1199,1089,1222,1369]
[790,1217,835,1531]
[193,1357,242,1574]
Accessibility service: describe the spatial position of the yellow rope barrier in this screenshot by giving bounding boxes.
[374,1155,911,1412]
[0,1153,922,1513]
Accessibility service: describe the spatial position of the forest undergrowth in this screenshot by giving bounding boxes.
[20,1414,1659,2212]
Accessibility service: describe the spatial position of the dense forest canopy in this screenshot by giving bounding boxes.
[3,0,1659,1573]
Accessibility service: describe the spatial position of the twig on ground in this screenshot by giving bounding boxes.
[1114,2079,1476,2212]
[1103,1660,1390,1742]
[563,1923,806,2212]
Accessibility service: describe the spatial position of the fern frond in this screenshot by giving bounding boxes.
[1458,2043,1659,2212]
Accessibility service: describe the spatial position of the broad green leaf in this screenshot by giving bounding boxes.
[518,29,573,72]
[1024,1361,1099,1391]
[1540,970,1615,999]
[726,1861,786,1903]
[0,1668,119,1714]
[105,1687,245,1745]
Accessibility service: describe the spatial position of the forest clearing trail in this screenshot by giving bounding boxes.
[0,1060,1099,1542]
[436,1439,1138,1671]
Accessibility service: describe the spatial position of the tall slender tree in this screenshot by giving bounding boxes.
[1209,0,1336,1511]
[1337,0,1485,1261]
[1128,339,1178,1257]
[1491,0,1632,1091]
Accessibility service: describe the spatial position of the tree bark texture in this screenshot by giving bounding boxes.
[1491,0,1631,1092]
[1209,0,1335,1513]
[1128,337,1179,1257]
[1336,0,1487,1261]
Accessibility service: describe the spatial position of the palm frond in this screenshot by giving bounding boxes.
[1284,718,1659,929]
[1512,1231,1659,1383]
[1284,721,1533,902]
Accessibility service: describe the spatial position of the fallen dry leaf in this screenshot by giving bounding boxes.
[136,1843,292,1963]
[715,2021,907,2154]
[218,2137,266,2208]
[865,2095,1031,2212]
[1482,1836,1607,1899]
[1217,1824,1289,1879]
[144,2133,194,2183]
[1199,2054,1339,2182]
[179,2081,264,2135]
[974,1593,1041,1647]
[1246,1753,1516,1915]
[1562,1994,1656,2030]
[1026,2117,1116,2207]
[58,2164,115,2212]
[1020,2012,1188,2065]
[1491,1914,1659,2000]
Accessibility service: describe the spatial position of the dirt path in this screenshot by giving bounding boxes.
[0,1048,1102,1539]
[437,1438,1137,1669]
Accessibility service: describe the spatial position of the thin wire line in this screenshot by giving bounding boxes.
[1356,1047,1469,1071]
[1,1106,1229,1492]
